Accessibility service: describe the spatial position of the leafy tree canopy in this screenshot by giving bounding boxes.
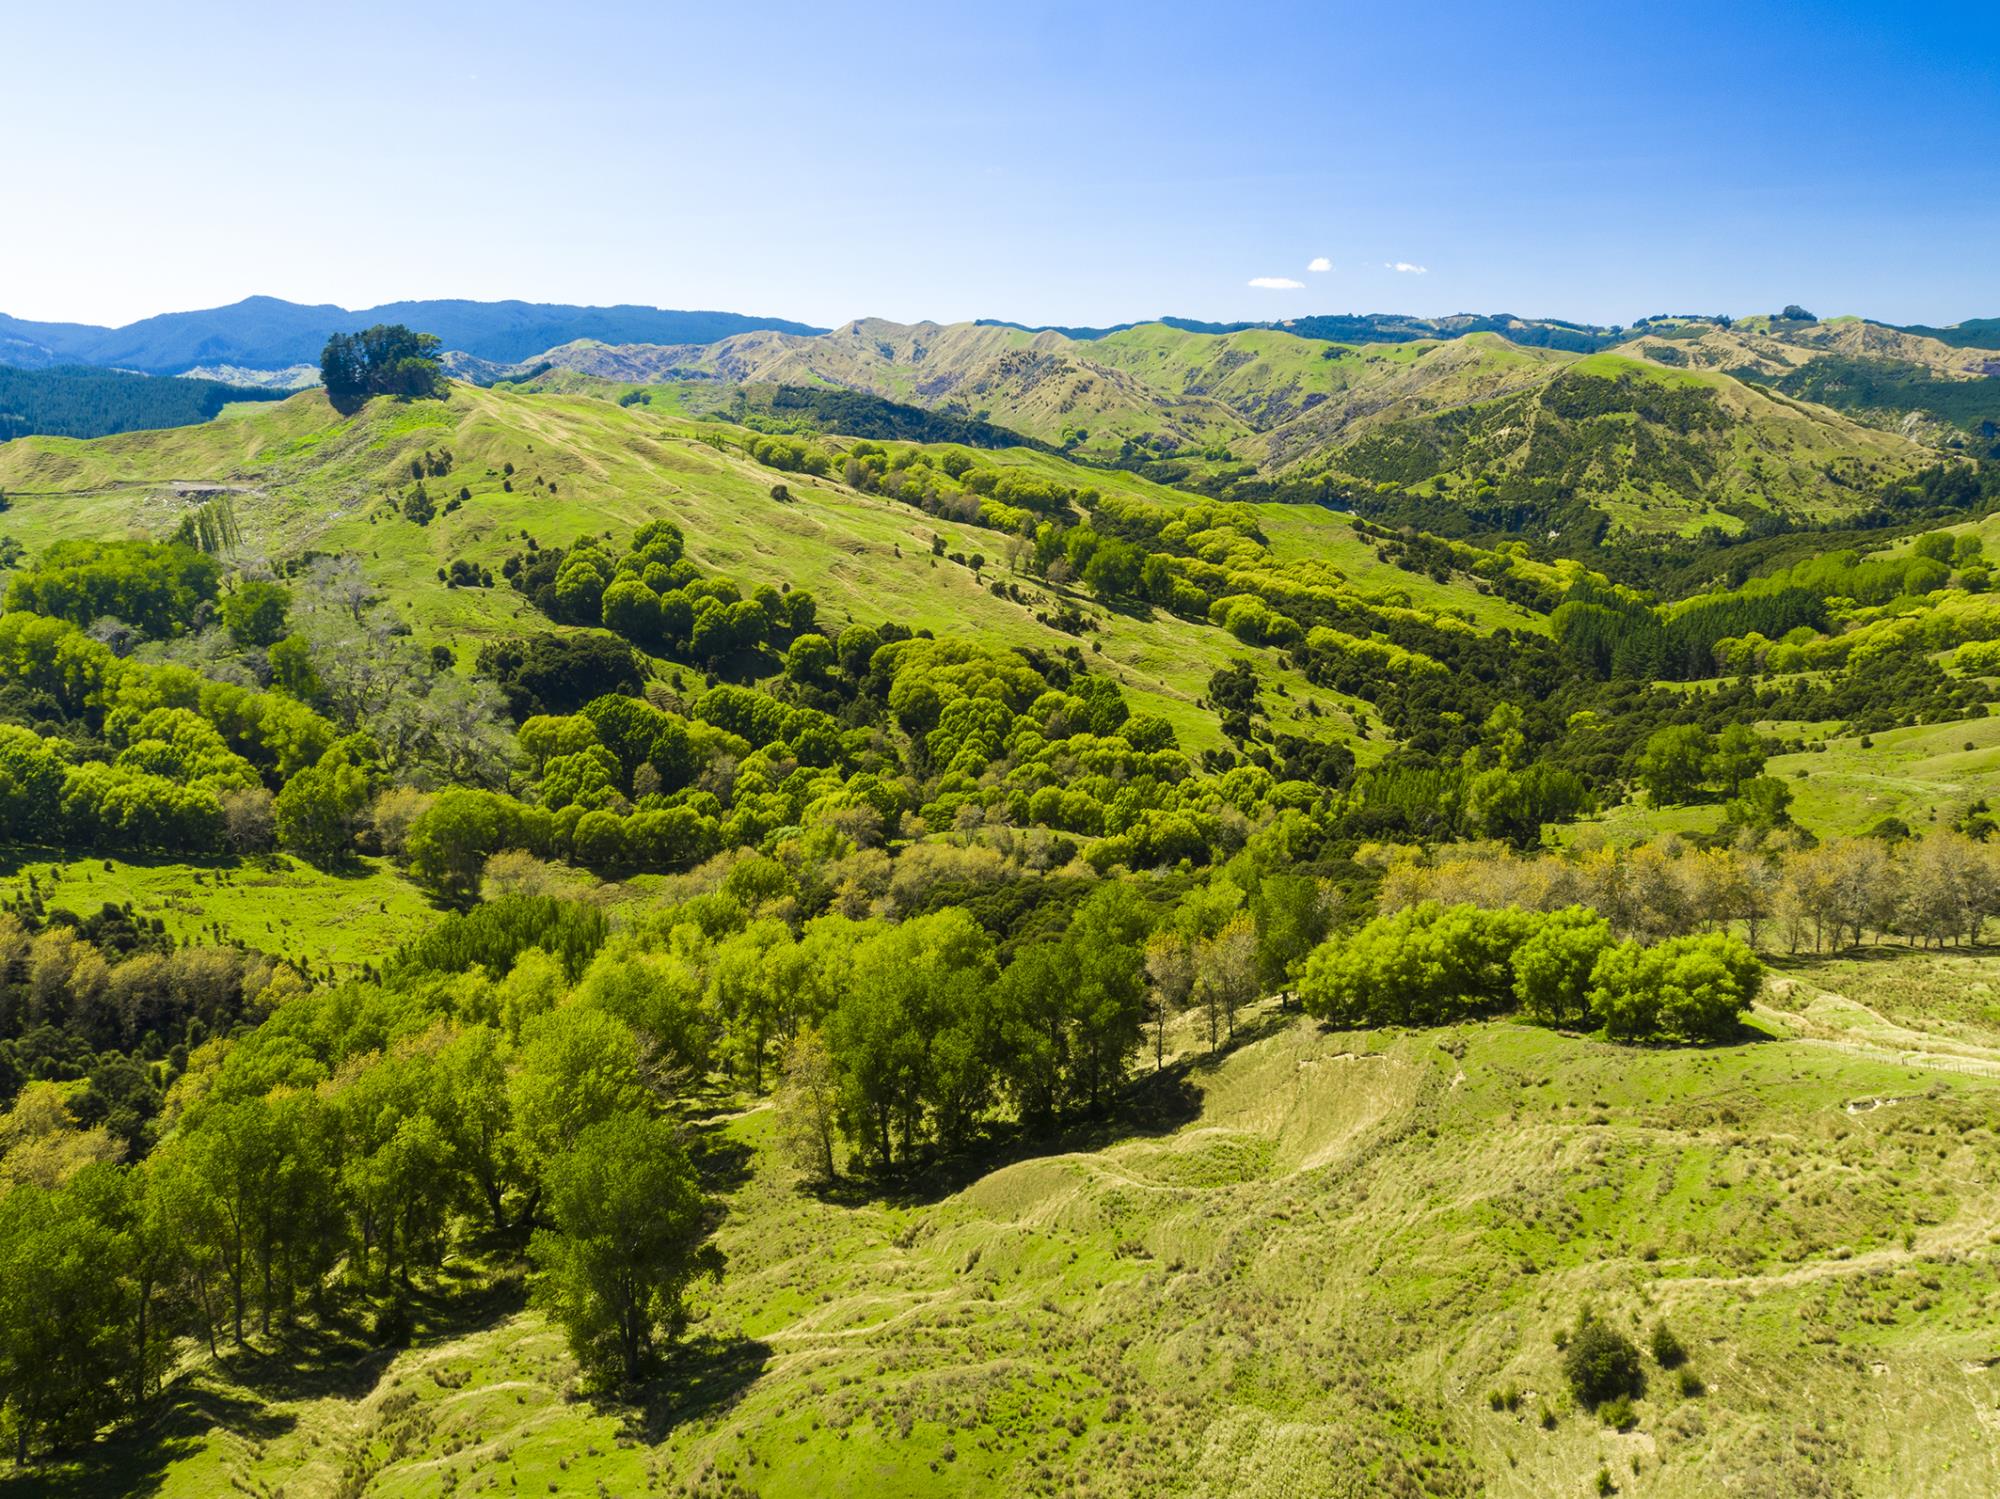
[319,324,446,405]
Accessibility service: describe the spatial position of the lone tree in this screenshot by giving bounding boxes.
[529,1114,723,1386]
[774,1026,841,1184]
[320,324,446,407]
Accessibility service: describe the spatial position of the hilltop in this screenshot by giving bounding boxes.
[0,380,1540,757]
[7,372,2000,879]
[1622,316,2000,451]
[499,318,1952,538]
[7,303,1991,541]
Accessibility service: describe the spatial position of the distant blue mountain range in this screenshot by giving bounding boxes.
[0,297,828,375]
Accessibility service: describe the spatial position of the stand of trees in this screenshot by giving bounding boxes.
[10,402,2000,1468]
[319,325,445,405]
[0,824,1338,1458]
[0,365,287,444]
[1373,828,2000,954]
[0,894,726,1456]
[4,539,220,638]
[1297,900,1761,1042]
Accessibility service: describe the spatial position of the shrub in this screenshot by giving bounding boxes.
[1588,932,1761,1042]
[1511,906,1612,1027]
[1298,901,1535,1026]
[1300,906,1758,1044]
[1563,1311,1644,1408]
[1649,1319,1687,1369]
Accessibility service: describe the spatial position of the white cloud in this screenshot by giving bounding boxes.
[1307,256,1333,273]
[1385,261,1428,275]
[1248,276,1305,290]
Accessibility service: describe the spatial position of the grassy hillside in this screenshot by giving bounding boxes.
[6,305,1979,526]
[10,359,2000,1499]
[30,968,2000,1499]
[0,853,437,972]
[1311,352,1934,537]
[532,320,1253,461]
[1626,316,1999,384]
[1622,317,2000,453]
[1565,712,2000,849]
[0,382,1535,755]
[514,319,1949,538]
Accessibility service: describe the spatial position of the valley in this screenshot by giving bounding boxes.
[2,309,1998,1499]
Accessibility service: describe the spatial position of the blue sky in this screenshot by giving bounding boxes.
[4,0,1995,329]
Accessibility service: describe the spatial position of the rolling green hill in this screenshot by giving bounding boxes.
[1313,352,1934,537]
[7,371,2000,1499]
[21,307,1951,547]
[504,319,1950,538]
[0,382,1542,757]
[1621,316,2000,453]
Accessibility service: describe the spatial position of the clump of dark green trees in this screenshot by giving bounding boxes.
[319,324,445,406]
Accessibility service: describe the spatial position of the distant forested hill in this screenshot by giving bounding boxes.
[0,297,828,375]
[0,364,287,441]
[1895,317,2000,350]
[977,311,1628,351]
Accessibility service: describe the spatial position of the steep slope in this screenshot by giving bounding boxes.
[1302,352,1939,535]
[527,320,1578,462]
[1075,326,1570,456]
[529,319,1250,457]
[984,310,1628,351]
[1893,316,2000,350]
[1624,317,1998,382]
[0,383,1537,752]
[1623,317,2000,450]
[519,319,1950,535]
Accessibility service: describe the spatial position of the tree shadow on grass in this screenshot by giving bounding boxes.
[0,1386,288,1499]
[1,1260,533,1495]
[616,1333,773,1445]
[216,1261,528,1408]
[1184,998,1306,1064]
[0,845,234,886]
[1723,1015,1792,1046]
[815,1058,1209,1212]
[1768,940,2000,974]
[684,1122,758,1195]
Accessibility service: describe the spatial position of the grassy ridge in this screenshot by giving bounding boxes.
[516,318,1950,536]
[7,373,2000,1499]
[0,383,1539,755]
